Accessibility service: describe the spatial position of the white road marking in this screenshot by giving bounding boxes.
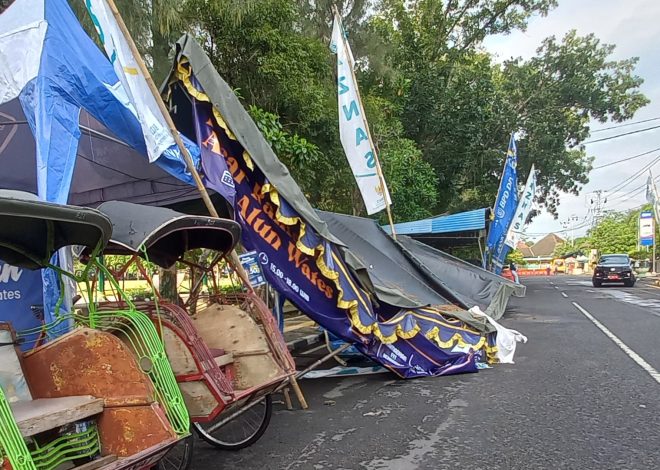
[572,302,660,384]
[561,292,568,298]
[554,286,559,289]
[566,280,592,287]
[596,289,660,319]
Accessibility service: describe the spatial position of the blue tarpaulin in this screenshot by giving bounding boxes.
[0,0,200,331]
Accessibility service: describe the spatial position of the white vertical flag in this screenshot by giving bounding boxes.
[85,0,174,162]
[505,164,537,248]
[330,15,390,215]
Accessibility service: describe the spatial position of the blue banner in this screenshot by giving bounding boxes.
[0,262,44,351]
[486,134,519,274]
[184,73,493,378]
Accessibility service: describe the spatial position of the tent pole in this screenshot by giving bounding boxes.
[332,5,396,239]
[104,0,308,409]
[103,0,254,293]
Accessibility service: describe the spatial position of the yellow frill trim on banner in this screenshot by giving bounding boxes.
[174,58,487,349]
[425,327,486,351]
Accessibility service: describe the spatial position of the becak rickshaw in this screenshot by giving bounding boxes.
[88,201,297,451]
[0,190,191,470]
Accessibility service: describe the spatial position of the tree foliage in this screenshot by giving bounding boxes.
[505,249,526,266]
[587,208,645,255]
[62,0,649,223]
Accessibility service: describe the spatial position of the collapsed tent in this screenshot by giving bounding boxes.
[397,236,525,320]
[318,211,492,329]
[164,35,499,377]
[318,211,524,321]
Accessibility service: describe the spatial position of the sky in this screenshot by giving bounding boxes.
[483,0,660,243]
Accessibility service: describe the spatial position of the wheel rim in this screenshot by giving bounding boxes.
[158,435,193,470]
[194,397,269,448]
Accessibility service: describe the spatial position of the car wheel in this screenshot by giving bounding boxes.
[592,280,602,288]
[624,280,635,287]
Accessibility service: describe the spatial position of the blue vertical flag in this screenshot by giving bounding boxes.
[485,134,519,274]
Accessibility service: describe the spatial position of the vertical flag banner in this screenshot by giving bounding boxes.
[646,174,655,205]
[85,0,174,162]
[330,15,390,215]
[486,134,519,273]
[646,172,660,226]
[505,164,537,249]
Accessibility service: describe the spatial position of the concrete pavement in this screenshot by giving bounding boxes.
[190,277,660,469]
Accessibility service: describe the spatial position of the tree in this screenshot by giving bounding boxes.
[381,138,439,222]
[506,249,526,266]
[587,207,648,255]
[73,0,257,83]
[368,1,647,217]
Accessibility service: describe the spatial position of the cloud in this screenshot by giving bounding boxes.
[483,0,660,238]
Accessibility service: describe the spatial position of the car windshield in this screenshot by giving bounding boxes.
[599,255,629,265]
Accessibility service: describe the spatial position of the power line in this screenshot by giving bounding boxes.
[584,124,660,144]
[606,175,659,205]
[592,147,660,170]
[591,116,660,133]
[604,155,660,194]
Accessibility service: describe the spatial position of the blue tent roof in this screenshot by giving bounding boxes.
[383,208,489,236]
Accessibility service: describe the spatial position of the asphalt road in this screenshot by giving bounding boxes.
[190,276,660,469]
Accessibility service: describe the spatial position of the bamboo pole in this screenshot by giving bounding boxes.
[103,0,308,409]
[103,0,255,293]
[332,5,397,239]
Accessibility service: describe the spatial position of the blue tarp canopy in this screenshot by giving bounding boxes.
[383,208,491,250]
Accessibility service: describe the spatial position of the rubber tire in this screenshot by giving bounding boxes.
[157,433,194,470]
[194,395,273,451]
[592,280,602,288]
[624,279,635,287]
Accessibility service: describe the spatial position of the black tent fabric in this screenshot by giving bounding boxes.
[0,190,112,269]
[0,98,221,211]
[317,210,455,309]
[318,211,521,322]
[317,211,498,332]
[97,201,240,268]
[398,235,525,320]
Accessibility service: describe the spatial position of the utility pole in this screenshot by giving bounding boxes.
[650,170,659,274]
[561,215,579,247]
[589,190,607,228]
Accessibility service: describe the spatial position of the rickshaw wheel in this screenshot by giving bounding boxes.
[157,434,194,470]
[194,395,273,451]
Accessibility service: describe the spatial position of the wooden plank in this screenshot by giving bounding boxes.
[192,304,285,390]
[74,455,118,470]
[213,353,234,367]
[11,396,104,437]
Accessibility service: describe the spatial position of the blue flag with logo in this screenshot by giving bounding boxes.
[485,134,518,274]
